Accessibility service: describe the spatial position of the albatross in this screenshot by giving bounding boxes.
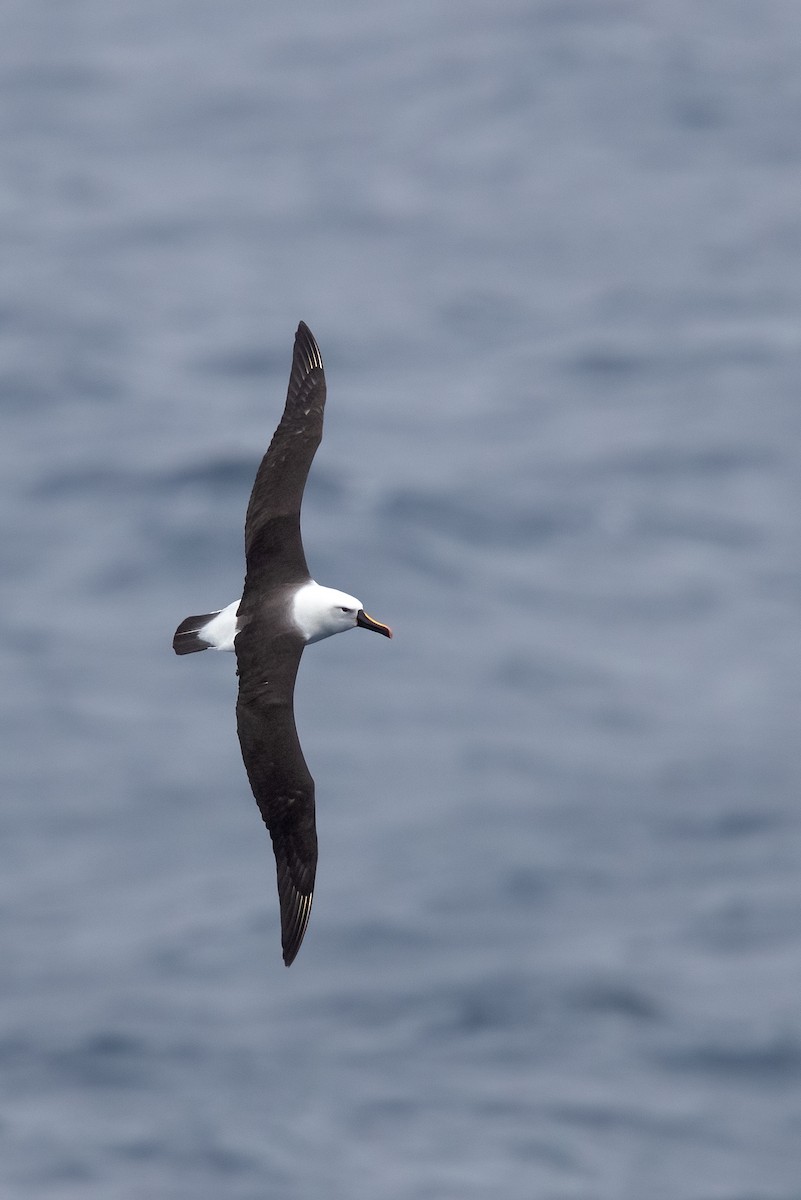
[173,322,392,965]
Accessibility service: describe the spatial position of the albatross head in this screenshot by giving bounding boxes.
[292,581,393,645]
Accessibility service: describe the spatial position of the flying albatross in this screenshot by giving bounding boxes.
[173,322,392,965]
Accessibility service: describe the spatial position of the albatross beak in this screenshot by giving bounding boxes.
[356,610,393,638]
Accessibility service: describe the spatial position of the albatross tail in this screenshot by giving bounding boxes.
[172,599,240,655]
[172,612,220,655]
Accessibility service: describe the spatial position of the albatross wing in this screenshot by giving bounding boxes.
[242,321,326,588]
[235,629,317,966]
[234,323,327,965]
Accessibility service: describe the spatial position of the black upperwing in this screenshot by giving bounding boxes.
[234,323,326,965]
[235,624,317,966]
[242,322,326,590]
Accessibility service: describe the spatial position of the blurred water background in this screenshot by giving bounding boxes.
[2,2,801,1197]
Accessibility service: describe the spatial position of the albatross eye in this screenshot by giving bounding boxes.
[339,606,351,613]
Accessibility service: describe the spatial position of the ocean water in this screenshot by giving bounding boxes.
[2,1,801,1197]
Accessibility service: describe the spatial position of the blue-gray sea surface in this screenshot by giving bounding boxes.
[2,2,801,1197]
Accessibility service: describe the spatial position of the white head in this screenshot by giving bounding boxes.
[292,581,392,645]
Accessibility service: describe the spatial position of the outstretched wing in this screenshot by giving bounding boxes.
[242,322,326,587]
[234,323,325,965]
[235,628,316,966]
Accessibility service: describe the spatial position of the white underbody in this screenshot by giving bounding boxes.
[199,582,363,650]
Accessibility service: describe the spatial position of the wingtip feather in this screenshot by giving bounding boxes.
[281,886,314,966]
[293,322,324,375]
